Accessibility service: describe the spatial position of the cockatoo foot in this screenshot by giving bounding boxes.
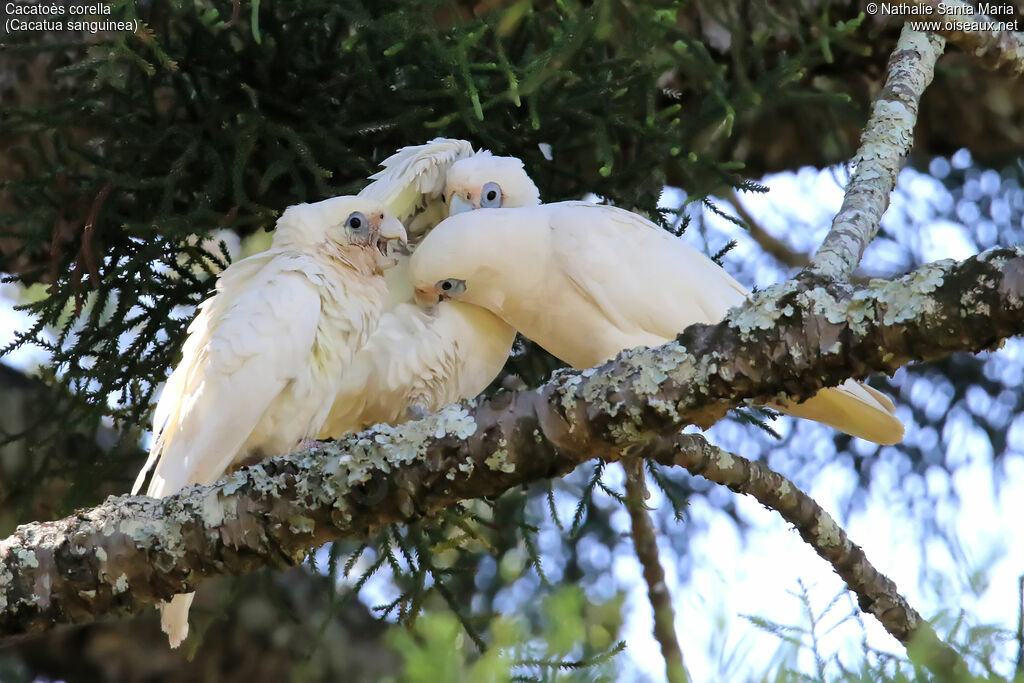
[296,438,321,452]
[406,404,431,421]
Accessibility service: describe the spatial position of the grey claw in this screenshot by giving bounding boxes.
[406,404,430,421]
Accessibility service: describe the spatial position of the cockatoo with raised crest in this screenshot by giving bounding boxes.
[409,200,904,445]
[132,196,406,648]
[318,139,540,436]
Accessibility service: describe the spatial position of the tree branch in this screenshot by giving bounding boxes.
[906,0,1024,77]
[726,189,810,270]
[1,246,1022,642]
[808,27,945,281]
[639,432,970,682]
[623,464,687,683]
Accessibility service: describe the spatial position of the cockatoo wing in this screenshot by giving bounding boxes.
[550,202,749,340]
[360,139,476,305]
[136,258,323,497]
[138,258,326,649]
[358,138,475,226]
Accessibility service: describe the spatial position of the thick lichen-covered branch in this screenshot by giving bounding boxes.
[1,247,1023,640]
[906,0,1024,76]
[639,432,970,682]
[808,27,945,281]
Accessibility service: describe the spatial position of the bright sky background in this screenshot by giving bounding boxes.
[2,159,1021,681]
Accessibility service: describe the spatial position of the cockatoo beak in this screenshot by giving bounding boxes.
[377,215,408,244]
[414,286,440,308]
[449,194,475,216]
[373,214,408,258]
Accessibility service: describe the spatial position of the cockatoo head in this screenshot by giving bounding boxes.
[444,152,541,215]
[408,212,509,310]
[274,196,407,263]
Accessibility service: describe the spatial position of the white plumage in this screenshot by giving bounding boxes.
[133,196,406,648]
[409,200,904,445]
[319,140,540,438]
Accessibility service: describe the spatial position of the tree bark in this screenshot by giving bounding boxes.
[906,0,1024,77]
[809,27,945,281]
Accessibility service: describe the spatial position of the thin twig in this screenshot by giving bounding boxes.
[1016,574,1024,676]
[622,462,688,683]
[645,432,970,683]
[726,189,809,270]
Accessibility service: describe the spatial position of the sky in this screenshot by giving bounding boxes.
[1,159,1022,681]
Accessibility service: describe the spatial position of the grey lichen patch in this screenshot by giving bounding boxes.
[95,547,107,562]
[729,284,793,335]
[557,373,583,412]
[960,287,990,317]
[715,448,735,469]
[221,473,248,496]
[862,100,914,156]
[323,404,481,503]
[798,288,851,327]
[578,365,627,416]
[622,352,668,396]
[113,573,129,593]
[118,516,169,548]
[843,292,875,329]
[13,549,39,569]
[815,510,843,548]
[0,553,14,611]
[608,415,647,446]
[775,480,792,499]
[646,398,680,421]
[872,260,950,325]
[484,439,515,473]
[248,465,283,497]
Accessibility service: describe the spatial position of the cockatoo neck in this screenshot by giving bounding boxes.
[324,243,382,276]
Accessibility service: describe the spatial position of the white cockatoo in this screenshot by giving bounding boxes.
[132,196,407,648]
[318,140,540,435]
[409,201,904,445]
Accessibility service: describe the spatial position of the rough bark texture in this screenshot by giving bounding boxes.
[1,247,1022,645]
[809,27,945,281]
[908,0,1024,76]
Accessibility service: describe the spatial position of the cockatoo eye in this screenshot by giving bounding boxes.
[436,279,466,297]
[480,182,502,208]
[345,211,368,233]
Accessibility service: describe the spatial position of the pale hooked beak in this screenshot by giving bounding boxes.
[414,286,440,307]
[449,193,475,216]
[373,214,408,257]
